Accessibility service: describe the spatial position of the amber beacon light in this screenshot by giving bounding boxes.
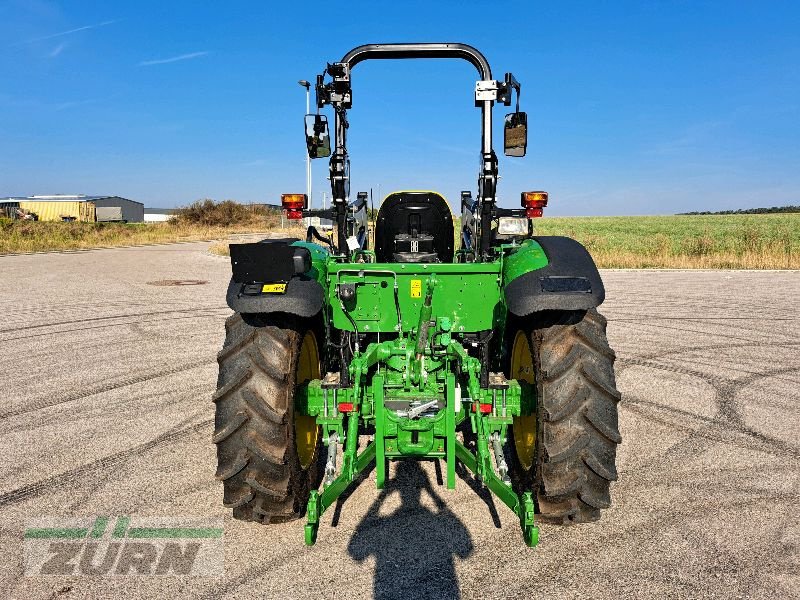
[521,191,548,218]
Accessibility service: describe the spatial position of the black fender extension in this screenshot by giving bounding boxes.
[226,276,324,317]
[504,236,605,316]
[225,239,324,317]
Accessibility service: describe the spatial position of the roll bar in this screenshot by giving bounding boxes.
[313,43,515,257]
[340,43,492,81]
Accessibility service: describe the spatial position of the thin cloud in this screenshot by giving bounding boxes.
[14,20,117,46]
[55,93,120,111]
[48,42,66,58]
[138,51,209,67]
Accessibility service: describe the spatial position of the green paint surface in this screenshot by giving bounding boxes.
[328,263,502,333]
[24,527,88,539]
[24,518,221,541]
[290,240,329,284]
[90,517,108,538]
[501,239,549,284]
[112,516,130,538]
[127,527,223,539]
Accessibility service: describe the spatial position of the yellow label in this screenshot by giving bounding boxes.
[262,283,287,294]
[410,279,422,298]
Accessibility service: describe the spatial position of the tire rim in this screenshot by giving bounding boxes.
[510,330,536,471]
[295,331,320,470]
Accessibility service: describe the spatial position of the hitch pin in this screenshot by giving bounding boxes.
[407,399,439,419]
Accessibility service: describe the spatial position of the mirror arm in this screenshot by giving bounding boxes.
[503,72,521,113]
[315,74,324,108]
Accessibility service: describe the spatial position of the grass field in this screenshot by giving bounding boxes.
[3,214,798,269]
[533,214,798,269]
[0,221,276,254]
[212,214,799,269]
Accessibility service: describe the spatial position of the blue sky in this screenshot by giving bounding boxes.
[1,1,798,215]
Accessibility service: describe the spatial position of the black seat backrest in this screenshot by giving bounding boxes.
[374,191,454,263]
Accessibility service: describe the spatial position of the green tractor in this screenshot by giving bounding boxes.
[214,43,621,547]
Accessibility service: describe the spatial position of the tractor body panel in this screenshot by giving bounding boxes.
[328,262,502,333]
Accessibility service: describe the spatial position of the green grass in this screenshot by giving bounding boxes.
[3,214,798,269]
[533,214,799,269]
[0,221,273,254]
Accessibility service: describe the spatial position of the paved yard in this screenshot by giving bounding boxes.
[0,243,797,599]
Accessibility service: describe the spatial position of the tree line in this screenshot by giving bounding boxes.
[679,206,800,215]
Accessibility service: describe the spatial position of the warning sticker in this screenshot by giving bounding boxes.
[410,279,422,298]
[262,283,287,294]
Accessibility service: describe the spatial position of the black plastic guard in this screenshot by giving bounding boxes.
[230,239,306,283]
[226,238,323,317]
[504,236,605,316]
[226,276,324,317]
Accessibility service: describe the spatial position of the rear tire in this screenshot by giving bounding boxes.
[213,313,322,523]
[507,308,621,524]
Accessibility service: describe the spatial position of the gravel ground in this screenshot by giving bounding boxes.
[0,242,797,599]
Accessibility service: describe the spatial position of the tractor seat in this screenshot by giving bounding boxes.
[374,192,454,263]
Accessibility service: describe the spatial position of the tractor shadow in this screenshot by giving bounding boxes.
[346,461,474,599]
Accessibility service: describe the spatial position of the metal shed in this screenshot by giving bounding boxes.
[2,195,144,223]
[93,196,144,223]
[0,201,20,219]
[17,198,95,222]
[144,208,178,222]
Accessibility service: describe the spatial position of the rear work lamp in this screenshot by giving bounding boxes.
[521,191,548,218]
[496,217,530,236]
[281,194,308,220]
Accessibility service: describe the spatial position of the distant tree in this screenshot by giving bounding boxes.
[679,206,800,215]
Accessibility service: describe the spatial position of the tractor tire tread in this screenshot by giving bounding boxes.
[537,308,620,524]
[214,313,319,525]
[510,308,621,525]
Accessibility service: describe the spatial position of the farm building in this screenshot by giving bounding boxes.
[0,195,144,222]
[144,208,178,222]
[1,200,20,219]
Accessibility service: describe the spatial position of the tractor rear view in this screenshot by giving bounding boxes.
[214,43,621,547]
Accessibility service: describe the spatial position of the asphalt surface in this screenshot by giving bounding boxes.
[0,242,798,599]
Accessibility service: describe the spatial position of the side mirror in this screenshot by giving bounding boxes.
[304,114,331,159]
[504,112,527,157]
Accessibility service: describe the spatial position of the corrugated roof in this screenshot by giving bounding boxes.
[0,195,143,205]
